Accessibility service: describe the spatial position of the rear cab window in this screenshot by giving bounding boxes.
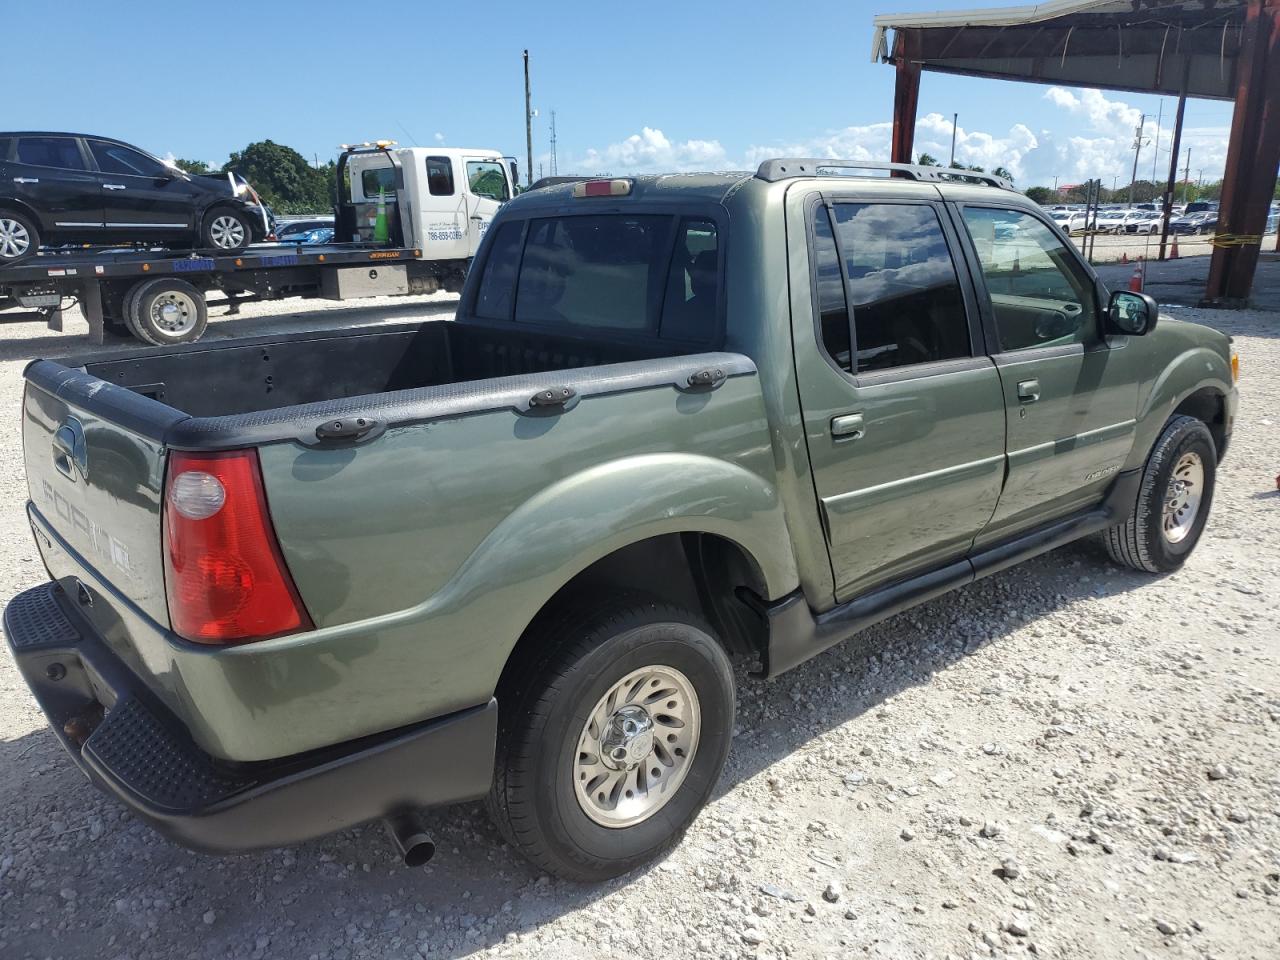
[471,210,722,344]
[360,166,396,200]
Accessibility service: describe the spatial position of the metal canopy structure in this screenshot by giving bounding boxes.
[873,0,1280,305]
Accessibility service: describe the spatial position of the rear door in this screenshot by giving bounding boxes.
[955,204,1141,545]
[86,139,195,238]
[9,135,103,235]
[463,157,510,254]
[789,186,1007,602]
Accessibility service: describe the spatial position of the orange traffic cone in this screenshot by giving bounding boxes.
[1169,235,1180,259]
[1128,262,1144,292]
[1120,250,1129,264]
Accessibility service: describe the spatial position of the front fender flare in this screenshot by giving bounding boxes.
[1125,347,1232,471]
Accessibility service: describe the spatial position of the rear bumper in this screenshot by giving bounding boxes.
[4,583,496,854]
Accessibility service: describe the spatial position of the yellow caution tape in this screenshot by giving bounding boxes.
[1209,234,1264,248]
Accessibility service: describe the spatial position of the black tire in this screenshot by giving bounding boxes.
[487,596,735,881]
[126,277,208,345]
[1104,415,1217,573]
[200,206,252,252]
[0,208,40,264]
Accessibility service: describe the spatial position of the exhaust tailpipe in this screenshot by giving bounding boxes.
[385,812,435,867]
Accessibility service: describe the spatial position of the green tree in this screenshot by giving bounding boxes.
[1024,185,1054,204]
[172,158,212,175]
[966,164,986,172]
[991,166,1014,183]
[916,152,939,166]
[223,140,331,214]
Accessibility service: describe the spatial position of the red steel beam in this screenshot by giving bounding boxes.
[891,31,922,164]
[1204,0,1280,304]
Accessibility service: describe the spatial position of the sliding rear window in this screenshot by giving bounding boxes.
[474,213,721,343]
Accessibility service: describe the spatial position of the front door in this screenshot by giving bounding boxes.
[790,187,1007,603]
[86,139,194,240]
[9,135,103,237]
[463,158,510,256]
[955,204,1142,546]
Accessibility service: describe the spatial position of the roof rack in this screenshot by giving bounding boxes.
[754,158,1014,190]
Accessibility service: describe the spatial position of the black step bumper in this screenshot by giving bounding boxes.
[4,583,496,854]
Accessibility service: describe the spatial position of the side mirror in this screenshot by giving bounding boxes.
[1107,290,1158,336]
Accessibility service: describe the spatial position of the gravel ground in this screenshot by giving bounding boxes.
[0,298,1277,960]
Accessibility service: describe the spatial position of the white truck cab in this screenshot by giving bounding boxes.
[343,146,516,261]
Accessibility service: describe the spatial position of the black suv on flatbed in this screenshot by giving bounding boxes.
[0,132,271,263]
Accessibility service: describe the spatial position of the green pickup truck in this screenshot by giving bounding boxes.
[5,160,1237,881]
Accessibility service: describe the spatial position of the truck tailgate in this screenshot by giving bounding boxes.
[23,374,171,627]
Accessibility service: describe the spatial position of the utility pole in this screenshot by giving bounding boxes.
[949,112,958,167]
[549,111,558,177]
[1128,114,1146,207]
[1183,148,1192,201]
[523,50,533,188]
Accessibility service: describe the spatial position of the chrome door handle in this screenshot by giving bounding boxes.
[831,413,865,440]
[1017,379,1040,402]
[13,177,38,184]
[102,183,126,190]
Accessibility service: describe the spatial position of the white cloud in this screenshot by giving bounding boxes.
[433,132,445,143]
[574,127,730,174]
[565,89,1227,189]
[1042,86,1141,135]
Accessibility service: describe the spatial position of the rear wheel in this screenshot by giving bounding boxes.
[125,277,208,345]
[487,596,735,881]
[0,209,39,263]
[201,207,251,252]
[1103,415,1217,573]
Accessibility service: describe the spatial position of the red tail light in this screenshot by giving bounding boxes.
[163,449,312,644]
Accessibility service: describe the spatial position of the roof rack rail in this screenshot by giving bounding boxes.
[754,158,1014,190]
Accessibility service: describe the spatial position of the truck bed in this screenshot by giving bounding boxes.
[50,318,675,423]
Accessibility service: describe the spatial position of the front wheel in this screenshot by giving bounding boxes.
[487,597,735,881]
[201,207,252,252]
[0,209,39,263]
[1103,415,1217,573]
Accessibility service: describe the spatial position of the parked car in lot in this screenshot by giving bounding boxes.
[1170,211,1218,235]
[275,217,334,241]
[1124,211,1164,234]
[5,160,1237,881]
[1050,209,1085,233]
[0,132,272,263]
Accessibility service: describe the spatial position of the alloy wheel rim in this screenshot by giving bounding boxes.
[0,218,31,258]
[573,665,700,828]
[209,215,245,249]
[149,291,198,336]
[1162,451,1204,544]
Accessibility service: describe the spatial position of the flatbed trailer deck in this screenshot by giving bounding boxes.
[0,240,446,345]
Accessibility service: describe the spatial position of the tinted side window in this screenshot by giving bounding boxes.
[425,156,454,196]
[660,219,719,342]
[16,137,86,170]
[514,215,670,333]
[89,141,167,177]
[812,205,852,371]
[475,220,525,321]
[831,203,969,372]
[961,207,1097,351]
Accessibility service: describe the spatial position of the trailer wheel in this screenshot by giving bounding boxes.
[201,207,252,252]
[125,278,208,345]
[0,209,39,264]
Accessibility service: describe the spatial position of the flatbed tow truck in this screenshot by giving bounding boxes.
[0,142,517,345]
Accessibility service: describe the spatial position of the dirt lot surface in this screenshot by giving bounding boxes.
[0,298,1276,960]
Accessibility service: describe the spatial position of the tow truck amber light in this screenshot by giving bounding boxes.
[163,450,312,644]
[572,179,632,198]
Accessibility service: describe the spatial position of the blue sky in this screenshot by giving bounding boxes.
[7,0,1234,188]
